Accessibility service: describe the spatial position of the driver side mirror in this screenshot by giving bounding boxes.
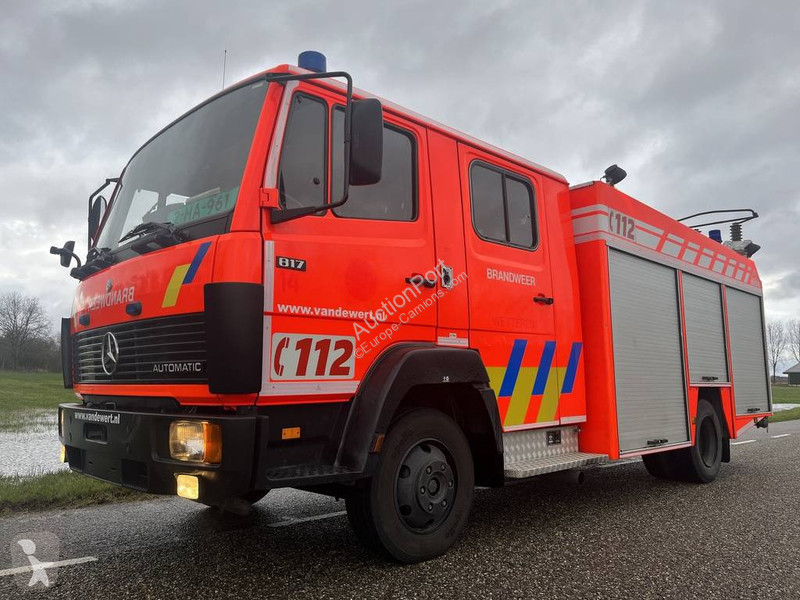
[89,195,107,245]
[349,99,383,186]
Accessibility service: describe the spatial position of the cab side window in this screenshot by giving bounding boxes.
[278,94,327,209]
[332,106,416,221]
[470,162,537,249]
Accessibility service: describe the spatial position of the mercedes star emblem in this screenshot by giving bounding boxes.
[101,332,120,375]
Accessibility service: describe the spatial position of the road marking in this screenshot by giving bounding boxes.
[268,511,347,528]
[731,440,756,446]
[0,556,96,578]
[772,434,792,439]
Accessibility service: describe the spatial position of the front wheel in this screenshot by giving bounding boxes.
[346,409,474,563]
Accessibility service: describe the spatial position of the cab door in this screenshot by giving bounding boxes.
[458,144,557,429]
[260,83,436,402]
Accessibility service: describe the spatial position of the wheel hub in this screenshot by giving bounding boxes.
[395,441,456,531]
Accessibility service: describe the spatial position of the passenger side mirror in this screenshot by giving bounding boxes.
[49,240,80,269]
[349,99,383,186]
[60,241,76,267]
[89,195,107,245]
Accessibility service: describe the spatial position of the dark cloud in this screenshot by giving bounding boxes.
[1,0,798,325]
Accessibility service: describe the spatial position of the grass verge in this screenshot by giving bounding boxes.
[769,385,800,423]
[768,406,800,423]
[0,370,75,410]
[0,470,153,515]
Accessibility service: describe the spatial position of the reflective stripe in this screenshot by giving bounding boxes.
[498,339,527,397]
[183,241,211,284]
[561,342,583,394]
[162,265,190,308]
[531,341,556,396]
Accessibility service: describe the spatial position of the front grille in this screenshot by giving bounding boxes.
[73,314,207,384]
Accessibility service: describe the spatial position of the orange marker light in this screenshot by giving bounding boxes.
[281,427,301,440]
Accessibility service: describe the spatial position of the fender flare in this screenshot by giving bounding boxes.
[337,343,503,473]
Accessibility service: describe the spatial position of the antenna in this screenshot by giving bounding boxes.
[222,49,227,89]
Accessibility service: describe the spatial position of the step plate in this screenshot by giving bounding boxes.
[504,452,608,479]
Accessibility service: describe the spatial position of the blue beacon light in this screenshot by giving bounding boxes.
[298,51,327,73]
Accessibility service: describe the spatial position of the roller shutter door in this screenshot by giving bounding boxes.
[726,287,770,414]
[682,274,729,383]
[609,250,689,453]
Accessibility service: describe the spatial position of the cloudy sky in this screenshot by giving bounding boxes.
[1,0,798,337]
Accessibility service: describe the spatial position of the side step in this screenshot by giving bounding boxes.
[502,426,608,480]
[504,452,608,479]
[262,464,361,486]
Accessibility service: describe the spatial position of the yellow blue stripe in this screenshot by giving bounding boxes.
[161,242,212,308]
[531,341,556,395]
[498,339,527,397]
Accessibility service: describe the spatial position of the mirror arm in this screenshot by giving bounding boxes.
[266,71,354,225]
[88,177,119,249]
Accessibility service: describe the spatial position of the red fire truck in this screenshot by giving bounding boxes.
[53,52,771,563]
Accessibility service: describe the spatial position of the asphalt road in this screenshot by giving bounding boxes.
[2,420,799,599]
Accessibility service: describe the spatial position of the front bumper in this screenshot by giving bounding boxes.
[58,403,258,503]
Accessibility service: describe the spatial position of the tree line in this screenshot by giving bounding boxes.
[766,319,800,383]
[0,292,61,372]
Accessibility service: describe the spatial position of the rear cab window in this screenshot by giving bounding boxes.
[469,161,538,250]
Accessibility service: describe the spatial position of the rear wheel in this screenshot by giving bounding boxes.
[641,451,673,479]
[641,399,722,483]
[346,409,474,563]
[675,399,722,483]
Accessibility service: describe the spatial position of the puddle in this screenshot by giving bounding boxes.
[0,411,67,476]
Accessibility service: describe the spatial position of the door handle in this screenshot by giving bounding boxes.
[406,273,436,288]
[533,295,554,305]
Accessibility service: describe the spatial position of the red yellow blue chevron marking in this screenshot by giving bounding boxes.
[486,340,583,427]
[161,242,212,308]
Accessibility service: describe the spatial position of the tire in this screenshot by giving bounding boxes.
[675,399,723,483]
[641,400,722,483]
[346,409,474,563]
[641,451,673,479]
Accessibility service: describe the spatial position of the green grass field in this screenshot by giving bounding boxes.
[0,370,75,431]
[0,470,148,515]
[769,385,800,423]
[0,370,75,410]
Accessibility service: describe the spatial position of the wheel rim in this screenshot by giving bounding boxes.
[394,439,456,532]
[698,417,719,468]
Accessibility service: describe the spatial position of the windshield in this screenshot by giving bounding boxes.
[96,80,268,251]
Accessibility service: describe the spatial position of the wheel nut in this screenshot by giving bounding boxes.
[440,464,446,471]
[448,480,454,488]
[426,466,432,474]
[428,503,433,512]
[420,487,426,495]
[441,500,447,508]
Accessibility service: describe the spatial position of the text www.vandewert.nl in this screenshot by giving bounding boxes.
[275,261,467,358]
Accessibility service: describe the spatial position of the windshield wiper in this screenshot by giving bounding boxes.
[119,221,184,244]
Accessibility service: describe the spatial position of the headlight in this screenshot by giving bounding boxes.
[169,421,222,463]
